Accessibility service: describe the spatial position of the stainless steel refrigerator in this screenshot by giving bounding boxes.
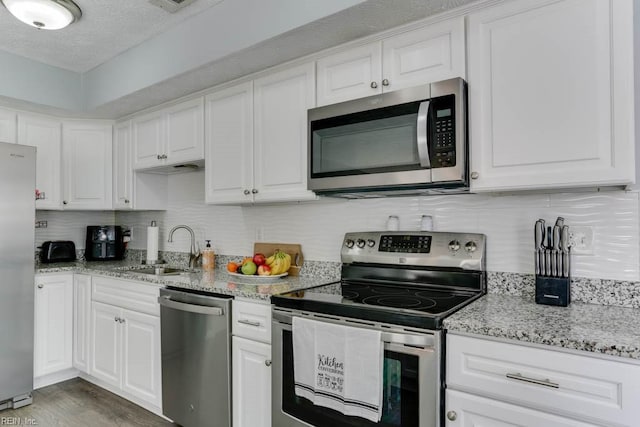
[0,142,36,409]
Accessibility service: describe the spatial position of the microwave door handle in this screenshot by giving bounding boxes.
[416,100,431,168]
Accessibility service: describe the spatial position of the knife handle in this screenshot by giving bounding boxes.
[534,250,540,275]
[551,250,557,277]
[545,249,552,276]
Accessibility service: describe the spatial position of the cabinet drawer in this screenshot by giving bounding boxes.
[232,300,272,343]
[447,334,640,426]
[92,276,161,316]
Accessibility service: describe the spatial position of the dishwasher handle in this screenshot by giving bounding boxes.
[158,295,225,316]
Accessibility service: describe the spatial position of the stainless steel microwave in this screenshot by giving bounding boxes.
[308,78,467,197]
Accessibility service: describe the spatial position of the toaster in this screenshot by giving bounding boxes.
[39,241,76,263]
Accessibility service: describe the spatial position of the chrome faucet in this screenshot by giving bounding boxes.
[168,225,201,268]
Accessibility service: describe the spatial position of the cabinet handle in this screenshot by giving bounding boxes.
[124,199,130,204]
[157,155,162,160]
[370,81,378,89]
[120,318,126,324]
[446,411,457,421]
[265,360,272,367]
[382,78,390,87]
[114,316,119,322]
[506,373,559,389]
[470,172,479,180]
[251,188,258,194]
[238,319,261,327]
[162,154,168,160]
[243,189,250,195]
[37,284,43,289]
[63,200,68,205]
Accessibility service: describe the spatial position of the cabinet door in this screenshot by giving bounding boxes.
[445,390,599,427]
[0,107,16,144]
[253,63,317,202]
[132,111,164,170]
[165,98,204,165]
[34,274,73,378]
[73,274,91,373]
[467,0,634,191]
[90,301,122,388]
[121,309,162,407]
[113,121,133,210]
[316,42,382,106]
[62,122,113,210]
[232,337,271,427]
[205,82,254,204]
[382,17,465,92]
[18,115,62,210]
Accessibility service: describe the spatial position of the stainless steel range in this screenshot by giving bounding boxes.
[271,231,486,427]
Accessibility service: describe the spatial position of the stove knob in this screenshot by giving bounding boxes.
[345,239,355,248]
[448,240,460,252]
[356,239,366,248]
[465,241,477,253]
[367,239,376,248]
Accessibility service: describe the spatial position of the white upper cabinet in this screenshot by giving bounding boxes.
[165,98,204,164]
[62,121,113,210]
[467,0,635,191]
[316,17,465,106]
[253,62,316,202]
[205,82,254,204]
[206,62,317,204]
[132,110,164,170]
[0,107,16,144]
[113,121,133,210]
[132,98,204,170]
[18,114,62,210]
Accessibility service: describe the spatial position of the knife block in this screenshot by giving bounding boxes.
[535,275,570,307]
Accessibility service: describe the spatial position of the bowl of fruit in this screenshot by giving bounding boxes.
[226,250,291,281]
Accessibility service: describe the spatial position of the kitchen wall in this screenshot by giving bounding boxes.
[35,210,116,250]
[114,171,640,282]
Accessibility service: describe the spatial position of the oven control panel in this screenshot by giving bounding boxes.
[342,231,486,271]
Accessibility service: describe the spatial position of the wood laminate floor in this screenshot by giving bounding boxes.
[1,378,173,427]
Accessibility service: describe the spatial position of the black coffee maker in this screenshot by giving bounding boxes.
[85,226,125,261]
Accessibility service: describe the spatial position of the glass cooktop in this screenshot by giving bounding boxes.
[272,280,481,329]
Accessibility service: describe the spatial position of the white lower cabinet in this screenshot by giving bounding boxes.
[89,277,162,412]
[72,274,91,372]
[232,300,272,427]
[445,390,598,427]
[232,336,272,427]
[34,274,74,383]
[446,334,640,427]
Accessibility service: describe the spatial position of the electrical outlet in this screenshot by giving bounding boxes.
[568,226,594,255]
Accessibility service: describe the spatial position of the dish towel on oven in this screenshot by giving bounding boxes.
[292,316,383,422]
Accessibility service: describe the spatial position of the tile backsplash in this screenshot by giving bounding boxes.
[37,171,640,282]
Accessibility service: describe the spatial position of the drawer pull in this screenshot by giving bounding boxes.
[238,319,261,327]
[506,373,559,389]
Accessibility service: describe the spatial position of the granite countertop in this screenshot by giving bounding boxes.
[444,294,640,360]
[36,261,339,301]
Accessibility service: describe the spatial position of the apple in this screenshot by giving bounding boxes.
[257,264,271,276]
[253,253,266,266]
[241,261,257,275]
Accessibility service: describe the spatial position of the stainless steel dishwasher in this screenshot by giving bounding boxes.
[158,287,232,427]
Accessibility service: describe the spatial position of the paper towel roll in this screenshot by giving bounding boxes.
[146,221,159,264]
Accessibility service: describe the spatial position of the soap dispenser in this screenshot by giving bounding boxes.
[202,240,215,271]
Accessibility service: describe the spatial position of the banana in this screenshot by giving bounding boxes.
[271,257,284,275]
[265,254,276,266]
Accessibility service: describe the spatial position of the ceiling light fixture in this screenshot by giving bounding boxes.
[2,0,82,30]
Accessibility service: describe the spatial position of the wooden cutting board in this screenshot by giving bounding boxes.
[253,242,303,276]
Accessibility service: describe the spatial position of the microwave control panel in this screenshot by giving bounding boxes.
[430,94,456,168]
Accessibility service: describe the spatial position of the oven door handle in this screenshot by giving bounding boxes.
[416,100,431,168]
[382,331,434,348]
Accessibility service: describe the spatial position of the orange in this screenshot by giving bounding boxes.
[227,262,239,273]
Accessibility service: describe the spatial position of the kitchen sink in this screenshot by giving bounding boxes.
[127,266,193,276]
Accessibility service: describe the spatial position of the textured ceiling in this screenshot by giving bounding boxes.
[0,0,479,118]
[0,0,224,72]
